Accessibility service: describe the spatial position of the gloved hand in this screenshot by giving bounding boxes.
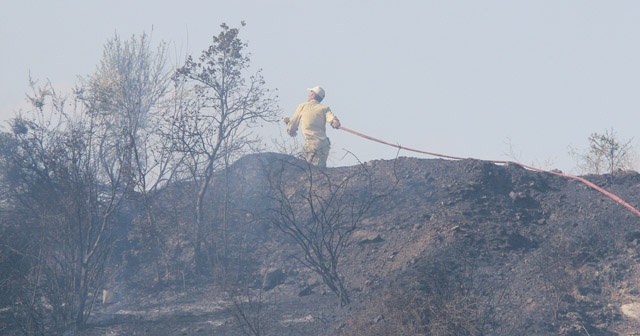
[283,116,290,124]
[330,118,341,129]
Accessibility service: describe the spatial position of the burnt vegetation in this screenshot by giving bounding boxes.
[3,150,640,335]
[3,23,640,336]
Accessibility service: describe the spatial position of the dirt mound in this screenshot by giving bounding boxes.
[14,154,640,335]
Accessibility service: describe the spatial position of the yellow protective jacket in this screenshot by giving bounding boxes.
[287,100,338,145]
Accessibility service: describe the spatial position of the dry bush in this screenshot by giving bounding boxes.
[266,159,380,307]
[337,285,427,336]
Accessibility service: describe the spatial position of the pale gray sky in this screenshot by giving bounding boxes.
[2,0,640,172]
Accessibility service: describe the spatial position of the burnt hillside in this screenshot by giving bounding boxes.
[7,153,640,335]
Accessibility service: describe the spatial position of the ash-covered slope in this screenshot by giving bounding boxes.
[86,153,640,335]
[202,153,640,335]
[328,157,640,335]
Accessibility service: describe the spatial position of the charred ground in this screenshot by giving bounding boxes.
[5,153,640,335]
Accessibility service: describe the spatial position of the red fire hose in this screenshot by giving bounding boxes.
[338,125,640,218]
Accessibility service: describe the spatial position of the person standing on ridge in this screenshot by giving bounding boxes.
[286,86,341,168]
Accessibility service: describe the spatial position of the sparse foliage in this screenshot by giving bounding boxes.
[169,22,279,275]
[76,33,179,285]
[570,128,635,175]
[2,81,125,333]
[0,32,175,334]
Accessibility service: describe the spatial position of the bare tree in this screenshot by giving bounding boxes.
[77,32,176,193]
[266,159,381,306]
[0,128,49,335]
[570,128,635,175]
[0,33,175,333]
[170,22,279,275]
[76,33,180,285]
[1,79,129,333]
